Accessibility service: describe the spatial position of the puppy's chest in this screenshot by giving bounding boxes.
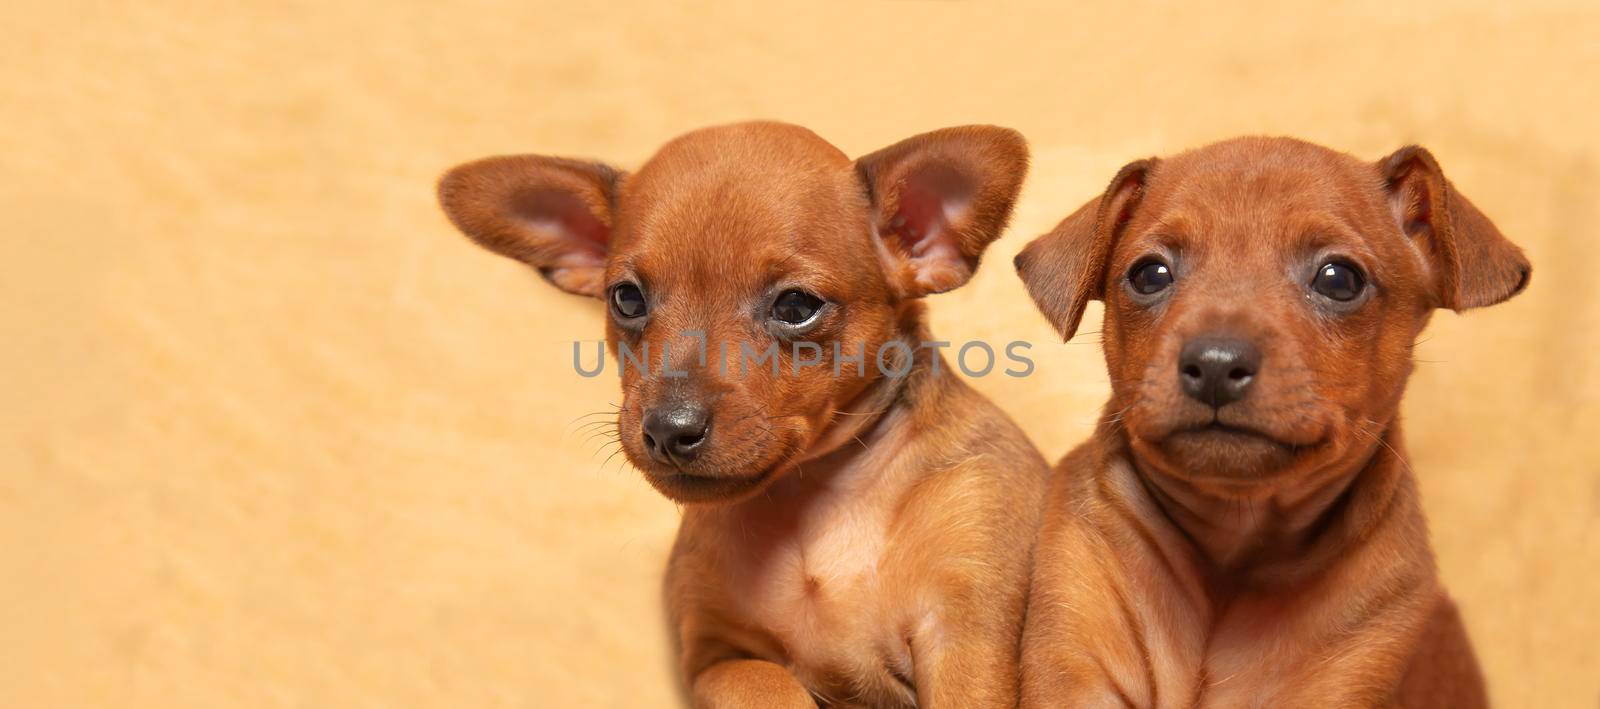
[1123,578,1339,707]
[721,489,902,676]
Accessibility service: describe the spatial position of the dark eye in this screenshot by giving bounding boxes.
[1312,262,1366,302]
[610,283,647,320]
[1128,259,1175,295]
[771,290,825,325]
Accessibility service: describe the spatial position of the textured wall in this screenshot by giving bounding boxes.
[3,2,1597,707]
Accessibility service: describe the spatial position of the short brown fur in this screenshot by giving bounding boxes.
[439,122,1049,707]
[1015,137,1528,707]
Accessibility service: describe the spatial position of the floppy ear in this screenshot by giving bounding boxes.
[855,126,1029,296]
[1013,158,1156,340]
[1379,146,1530,311]
[437,155,625,298]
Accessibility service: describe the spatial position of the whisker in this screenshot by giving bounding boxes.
[575,419,617,435]
[566,409,622,431]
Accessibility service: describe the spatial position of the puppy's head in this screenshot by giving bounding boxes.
[440,122,1026,503]
[1017,137,1529,486]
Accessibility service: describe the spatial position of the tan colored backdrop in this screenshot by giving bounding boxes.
[3,2,1597,707]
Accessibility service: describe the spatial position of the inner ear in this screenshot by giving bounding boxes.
[885,163,974,291]
[508,187,609,264]
[1384,155,1442,243]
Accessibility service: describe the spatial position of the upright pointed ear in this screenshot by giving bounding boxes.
[1379,146,1531,311]
[437,155,625,298]
[1014,158,1156,340]
[855,126,1029,296]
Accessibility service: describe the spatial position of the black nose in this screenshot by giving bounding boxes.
[1178,336,1261,407]
[642,403,710,465]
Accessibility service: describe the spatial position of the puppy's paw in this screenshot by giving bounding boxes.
[692,659,816,709]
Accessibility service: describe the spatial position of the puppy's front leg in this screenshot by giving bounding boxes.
[907,598,1021,708]
[897,463,1039,707]
[692,659,815,709]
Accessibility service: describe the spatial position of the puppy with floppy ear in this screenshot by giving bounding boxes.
[439,122,1049,707]
[1015,137,1527,707]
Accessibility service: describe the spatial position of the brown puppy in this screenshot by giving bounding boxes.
[1014,137,1529,707]
[438,122,1049,707]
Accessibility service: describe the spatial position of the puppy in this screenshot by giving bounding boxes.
[438,122,1049,707]
[1013,137,1529,707]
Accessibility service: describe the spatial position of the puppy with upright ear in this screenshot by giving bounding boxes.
[1013,137,1526,707]
[857,126,1029,296]
[438,155,624,297]
[437,123,1048,708]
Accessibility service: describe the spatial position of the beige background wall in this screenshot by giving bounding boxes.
[3,2,1597,707]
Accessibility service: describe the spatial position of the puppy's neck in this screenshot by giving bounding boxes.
[749,312,960,504]
[1117,422,1414,588]
[792,305,941,457]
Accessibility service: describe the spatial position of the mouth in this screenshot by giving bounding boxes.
[1136,412,1329,481]
[1161,414,1326,462]
[644,466,777,503]
[1169,419,1287,445]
